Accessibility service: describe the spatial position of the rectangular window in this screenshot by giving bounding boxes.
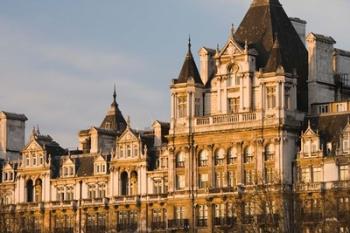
[267,87,276,109]
[176,175,185,190]
[175,206,184,220]
[177,96,187,118]
[245,170,254,185]
[302,168,311,183]
[199,173,208,189]
[215,172,223,188]
[265,167,274,184]
[195,98,201,116]
[313,167,322,182]
[228,97,240,113]
[340,165,349,181]
[153,180,162,194]
[344,140,349,152]
[228,171,235,187]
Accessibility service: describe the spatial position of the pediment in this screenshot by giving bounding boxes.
[63,157,74,166]
[118,128,138,143]
[3,163,13,171]
[94,154,106,163]
[219,40,244,57]
[22,139,43,153]
[303,127,318,138]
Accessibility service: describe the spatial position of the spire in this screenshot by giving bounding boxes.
[175,37,203,85]
[229,24,235,40]
[265,33,283,72]
[100,86,127,132]
[112,84,118,107]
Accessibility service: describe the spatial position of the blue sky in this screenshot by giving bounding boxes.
[0,0,349,148]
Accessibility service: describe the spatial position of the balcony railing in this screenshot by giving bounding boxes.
[168,219,190,230]
[209,186,237,193]
[116,223,138,231]
[295,182,324,192]
[196,219,208,227]
[195,112,258,126]
[332,180,350,189]
[214,217,235,226]
[151,221,167,230]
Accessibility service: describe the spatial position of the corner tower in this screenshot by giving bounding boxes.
[235,0,308,111]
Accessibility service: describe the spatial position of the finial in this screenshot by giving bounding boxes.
[127,115,131,127]
[307,120,311,129]
[230,23,235,39]
[113,84,117,101]
[244,40,248,52]
[36,124,40,135]
[273,32,280,48]
[188,35,191,50]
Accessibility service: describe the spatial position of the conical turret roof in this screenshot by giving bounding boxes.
[175,39,202,85]
[235,0,308,111]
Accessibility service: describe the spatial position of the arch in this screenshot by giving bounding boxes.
[215,148,225,165]
[176,152,185,168]
[26,179,34,202]
[130,171,138,195]
[120,171,128,196]
[227,64,240,86]
[228,147,237,164]
[244,146,254,163]
[198,150,208,167]
[35,179,43,202]
[265,143,275,161]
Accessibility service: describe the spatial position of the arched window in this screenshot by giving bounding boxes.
[119,146,124,158]
[244,146,254,163]
[228,147,237,164]
[35,179,42,202]
[265,144,275,161]
[133,145,138,156]
[199,150,208,167]
[130,171,138,195]
[176,152,185,168]
[26,179,34,203]
[120,172,128,196]
[215,149,225,166]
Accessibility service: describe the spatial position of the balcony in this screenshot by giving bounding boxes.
[214,217,235,227]
[168,219,190,230]
[295,182,324,192]
[196,112,258,126]
[151,221,167,231]
[209,186,237,194]
[332,180,350,189]
[116,223,138,231]
[148,193,168,201]
[196,219,208,227]
[81,198,108,206]
[53,227,74,233]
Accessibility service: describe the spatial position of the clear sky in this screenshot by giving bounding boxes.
[1,0,349,148]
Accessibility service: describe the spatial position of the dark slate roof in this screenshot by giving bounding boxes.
[175,43,203,85]
[234,0,308,111]
[265,37,283,72]
[307,113,350,152]
[334,48,350,58]
[100,91,127,133]
[0,111,27,121]
[32,134,65,158]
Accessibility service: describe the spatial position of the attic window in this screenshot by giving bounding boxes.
[95,163,106,174]
[105,122,111,129]
[62,165,75,177]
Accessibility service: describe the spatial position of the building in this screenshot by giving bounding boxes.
[1,0,350,232]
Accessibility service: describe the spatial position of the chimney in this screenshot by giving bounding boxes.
[290,17,307,45]
[199,47,215,86]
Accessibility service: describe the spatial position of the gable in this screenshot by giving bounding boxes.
[219,40,244,57]
[22,140,43,153]
[118,128,138,143]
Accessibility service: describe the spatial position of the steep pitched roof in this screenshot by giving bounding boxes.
[175,40,202,85]
[235,0,308,111]
[100,87,127,133]
[265,36,283,72]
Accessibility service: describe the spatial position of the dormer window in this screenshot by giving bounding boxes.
[95,162,107,175]
[26,156,30,166]
[127,145,131,157]
[344,138,349,153]
[133,145,138,156]
[39,155,44,165]
[62,165,75,177]
[33,155,37,166]
[119,146,124,158]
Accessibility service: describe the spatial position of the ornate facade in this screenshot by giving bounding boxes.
[1,0,350,232]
